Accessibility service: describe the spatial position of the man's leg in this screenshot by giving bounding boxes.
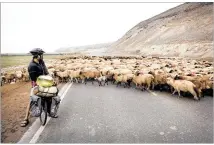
[20,100,31,127]
[25,101,31,119]
[21,81,37,127]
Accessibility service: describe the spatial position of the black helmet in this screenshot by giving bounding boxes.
[29,48,45,56]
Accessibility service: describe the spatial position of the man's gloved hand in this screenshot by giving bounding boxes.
[31,81,37,87]
[52,79,58,86]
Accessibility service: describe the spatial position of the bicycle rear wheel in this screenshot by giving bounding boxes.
[40,99,48,126]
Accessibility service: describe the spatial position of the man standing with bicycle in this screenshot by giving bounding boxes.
[20,48,58,127]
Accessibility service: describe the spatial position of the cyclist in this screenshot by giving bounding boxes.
[20,48,58,127]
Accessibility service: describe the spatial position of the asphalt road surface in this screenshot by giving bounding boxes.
[25,83,214,143]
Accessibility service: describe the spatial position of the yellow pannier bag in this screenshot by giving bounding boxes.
[35,75,58,97]
[36,75,54,87]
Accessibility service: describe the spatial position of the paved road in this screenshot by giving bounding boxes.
[34,83,213,143]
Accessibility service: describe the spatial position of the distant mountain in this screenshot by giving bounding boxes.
[55,43,112,55]
[106,2,213,59]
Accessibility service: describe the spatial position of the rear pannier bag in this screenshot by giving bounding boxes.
[30,95,41,117]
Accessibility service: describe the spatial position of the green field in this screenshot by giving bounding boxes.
[1,55,60,68]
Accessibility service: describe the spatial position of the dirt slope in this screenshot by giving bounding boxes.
[107,3,213,59]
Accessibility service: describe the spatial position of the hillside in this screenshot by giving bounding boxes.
[106,2,213,59]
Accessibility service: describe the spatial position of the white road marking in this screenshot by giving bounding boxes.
[89,128,96,136]
[147,90,157,96]
[29,83,73,144]
[60,83,73,101]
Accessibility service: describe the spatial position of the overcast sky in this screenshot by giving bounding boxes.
[1,3,182,53]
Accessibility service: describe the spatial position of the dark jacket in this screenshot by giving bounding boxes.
[28,59,49,82]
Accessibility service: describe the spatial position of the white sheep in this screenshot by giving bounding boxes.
[95,76,108,86]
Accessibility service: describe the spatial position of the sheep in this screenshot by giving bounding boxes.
[118,69,132,75]
[198,75,214,96]
[1,76,6,86]
[79,69,101,85]
[49,72,55,78]
[111,59,121,65]
[3,72,16,84]
[55,70,69,83]
[123,73,134,87]
[100,67,114,76]
[132,72,154,91]
[174,75,205,98]
[66,64,75,70]
[22,71,30,82]
[113,73,133,88]
[15,70,23,82]
[105,71,115,84]
[95,75,108,86]
[166,77,200,100]
[1,56,213,99]
[149,71,170,91]
[58,64,66,71]
[67,70,81,83]
[178,75,196,81]
[47,64,54,69]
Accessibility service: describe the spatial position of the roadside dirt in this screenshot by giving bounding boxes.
[1,82,36,143]
[1,82,64,143]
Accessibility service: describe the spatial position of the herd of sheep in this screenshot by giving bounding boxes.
[1,55,213,101]
[1,67,30,84]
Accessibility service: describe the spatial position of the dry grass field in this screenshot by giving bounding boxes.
[1,55,60,68]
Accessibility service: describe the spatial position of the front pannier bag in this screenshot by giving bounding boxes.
[36,75,59,97]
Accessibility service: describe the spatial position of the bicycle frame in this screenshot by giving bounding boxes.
[30,86,51,125]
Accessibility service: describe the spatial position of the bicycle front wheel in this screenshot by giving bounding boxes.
[40,99,48,126]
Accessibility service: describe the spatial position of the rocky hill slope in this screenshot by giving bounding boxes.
[106,2,213,59]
